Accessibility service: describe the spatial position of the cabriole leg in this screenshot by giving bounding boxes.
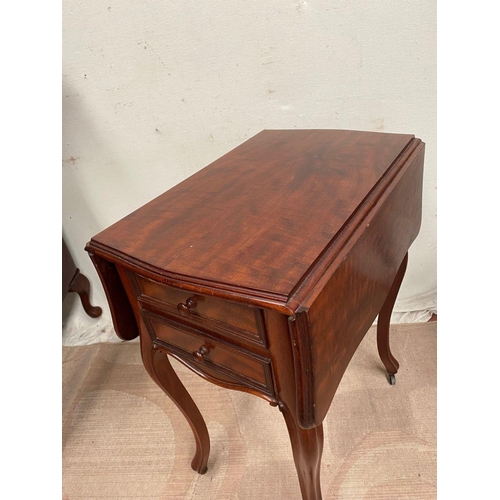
[377,252,408,384]
[281,405,324,500]
[140,333,210,474]
[68,270,102,318]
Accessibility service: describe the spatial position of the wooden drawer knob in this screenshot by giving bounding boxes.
[193,345,210,361]
[177,297,197,316]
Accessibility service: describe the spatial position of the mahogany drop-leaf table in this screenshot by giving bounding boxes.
[86,129,425,500]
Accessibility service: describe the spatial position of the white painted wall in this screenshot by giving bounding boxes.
[62,0,436,344]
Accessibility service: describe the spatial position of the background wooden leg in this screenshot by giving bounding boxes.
[377,253,408,383]
[140,334,210,474]
[281,405,323,500]
[68,270,102,318]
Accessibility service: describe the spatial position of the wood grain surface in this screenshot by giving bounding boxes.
[89,130,414,300]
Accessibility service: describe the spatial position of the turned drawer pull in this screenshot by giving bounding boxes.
[177,297,197,316]
[193,345,210,361]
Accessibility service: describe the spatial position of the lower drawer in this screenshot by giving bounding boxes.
[143,310,274,396]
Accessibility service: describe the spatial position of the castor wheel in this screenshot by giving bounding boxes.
[388,373,396,385]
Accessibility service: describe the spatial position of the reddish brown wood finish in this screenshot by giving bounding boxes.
[90,130,414,301]
[377,253,408,377]
[281,404,324,500]
[89,254,138,340]
[132,272,266,346]
[67,270,102,318]
[142,309,275,397]
[300,144,424,428]
[140,331,210,474]
[86,130,425,500]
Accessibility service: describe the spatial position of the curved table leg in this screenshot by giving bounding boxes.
[377,252,408,384]
[281,405,324,500]
[140,334,210,474]
[68,270,102,318]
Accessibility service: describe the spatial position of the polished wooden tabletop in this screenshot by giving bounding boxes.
[92,130,415,299]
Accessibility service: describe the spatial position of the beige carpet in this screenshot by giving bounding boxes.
[62,323,436,500]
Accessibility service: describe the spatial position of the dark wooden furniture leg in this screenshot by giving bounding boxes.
[281,406,324,500]
[140,334,210,474]
[377,252,408,385]
[68,270,103,318]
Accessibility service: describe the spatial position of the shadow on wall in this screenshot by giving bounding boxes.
[62,82,112,323]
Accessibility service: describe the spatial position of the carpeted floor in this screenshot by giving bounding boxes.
[62,323,436,500]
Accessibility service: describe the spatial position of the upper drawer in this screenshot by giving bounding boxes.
[128,272,267,348]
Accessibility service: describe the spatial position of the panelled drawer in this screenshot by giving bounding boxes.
[129,272,267,348]
[143,310,275,397]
